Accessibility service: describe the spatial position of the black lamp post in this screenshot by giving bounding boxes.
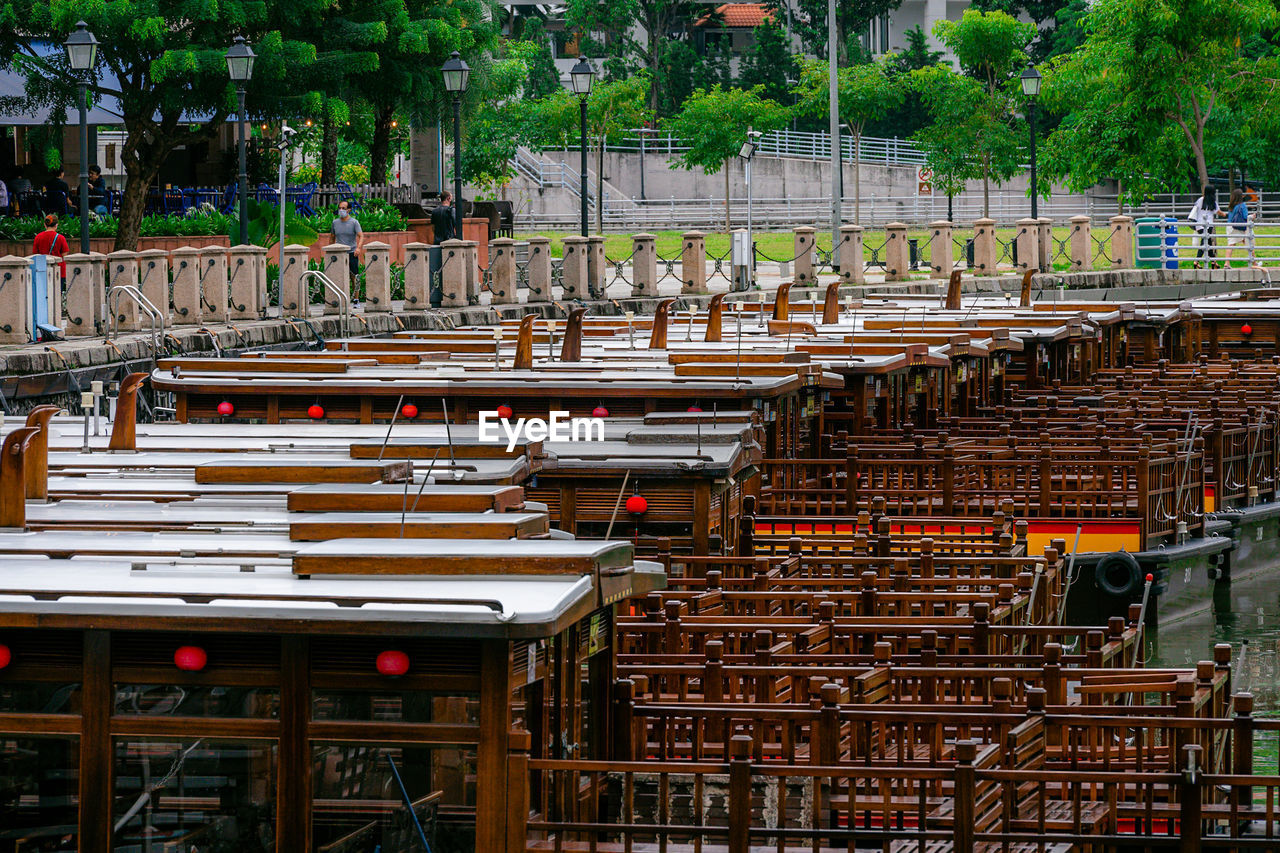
[64,21,97,255]
[1020,63,1042,221]
[442,51,470,241]
[568,57,595,237]
[225,36,255,245]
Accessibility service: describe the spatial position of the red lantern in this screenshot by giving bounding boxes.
[401,404,418,419]
[687,406,703,413]
[592,406,609,418]
[217,401,234,417]
[307,404,325,419]
[376,650,410,676]
[626,494,648,515]
[174,646,207,672]
[0,643,10,669]
[1242,324,1253,336]
[496,405,514,420]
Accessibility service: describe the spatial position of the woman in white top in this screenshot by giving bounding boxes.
[1187,185,1222,268]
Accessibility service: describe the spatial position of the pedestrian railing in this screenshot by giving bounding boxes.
[1134,220,1280,269]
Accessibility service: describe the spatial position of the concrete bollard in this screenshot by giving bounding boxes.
[928,220,953,279]
[321,243,351,315]
[136,249,170,325]
[631,233,658,297]
[794,226,817,285]
[64,253,99,335]
[884,223,909,281]
[681,231,706,294]
[1110,215,1135,269]
[362,241,392,311]
[461,240,480,304]
[838,225,865,284]
[107,250,140,331]
[488,237,517,304]
[1037,218,1053,273]
[587,234,607,299]
[170,247,201,324]
[278,244,311,316]
[439,239,469,308]
[227,244,263,320]
[89,252,107,330]
[1015,218,1038,273]
[0,255,31,343]
[973,218,998,276]
[561,236,588,300]
[1068,215,1091,272]
[199,246,229,323]
[401,242,431,310]
[526,236,552,302]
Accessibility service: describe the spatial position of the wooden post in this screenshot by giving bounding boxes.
[649,298,673,349]
[23,405,58,501]
[953,740,978,853]
[505,729,531,853]
[0,427,39,529]
[1179,743,1203,853]
[817,682,840,765]
[1232,692,1254,806]
[611,679,635,759]
[728,734,752,853]
[107,373,148,452]
[929,220,953,278]
[560,306,587,362]
[704,292,725,342]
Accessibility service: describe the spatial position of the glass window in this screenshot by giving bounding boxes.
[0,681,80,714]
[0,736,78,851]
[113,739,277,851]
[312,690,478,725]
[114,684,280,718]
[311,743,476,851]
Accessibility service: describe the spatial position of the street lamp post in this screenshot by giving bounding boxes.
[1020,63,1041,221]
[442,51,470,241]
[739,128,761,285]
[225,36,256,246]
[64,21,98,255]
[569,57,595,237]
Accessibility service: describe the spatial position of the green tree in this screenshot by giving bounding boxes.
[663,84,787,231]
[517,19,564,100]
[793,0,905,63]
[1046,0,1276,190]
[0,3,320,250]
[794,57,904,223]
[867,25,946,140]
[458,50,540,194]
[738,19,799,105]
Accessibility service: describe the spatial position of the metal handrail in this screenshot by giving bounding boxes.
[106,284,165,361]
[300,269,350,341]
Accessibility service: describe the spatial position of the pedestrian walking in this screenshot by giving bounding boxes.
[1223,188,1255,265]
[32,214,69,278]
[1188,185,1222,269]
[431,191,456,243]
[332,200,363,278]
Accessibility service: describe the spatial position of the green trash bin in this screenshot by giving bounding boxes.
[1135,217,1161,269]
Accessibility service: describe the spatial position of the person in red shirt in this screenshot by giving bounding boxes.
[32,214,69,278]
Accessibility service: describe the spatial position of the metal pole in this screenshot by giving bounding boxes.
[452,95,463,240]
[78,80,89,254]
[580,96,589,237]
[827,0,841,251]
[746,155,754,280]
[639,131,646,200]
[237,85,249,245]
[277,141,287,278]
[1028,101,1038,221]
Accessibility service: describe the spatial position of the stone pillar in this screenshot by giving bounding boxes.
[1015,218,1038,273]
[560,236,588,300]
[199,246,229,323]
[107,250,140,330]
[884,222,909,281]
[587,234,607,299]
[488,237,517,304]
[973,218,998,276]
[439,239,468,308]
[526,236,552,302]
[1110,215,1135,269]
[0,255,30,344]
[363,241,392,311]
[1068,215,1091,272]
[631,233,658,297]
[793,226,817,284]
[461,240,480,304]
[135,249,169,325]
[170,247,201,324]
[401,242,431,310]
[928,220,953,279]
[88,252,107,331]
[838,224,865,284]
[64,253,99,335]
[279,244,311,316]
[681,231,706,294]
[228,244,263,320]
[1037,218,1053,273]
[321,243,351,315]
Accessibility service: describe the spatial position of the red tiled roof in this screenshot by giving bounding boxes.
[697,3,775,28]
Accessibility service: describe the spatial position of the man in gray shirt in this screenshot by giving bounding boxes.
[332,200,364,277]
